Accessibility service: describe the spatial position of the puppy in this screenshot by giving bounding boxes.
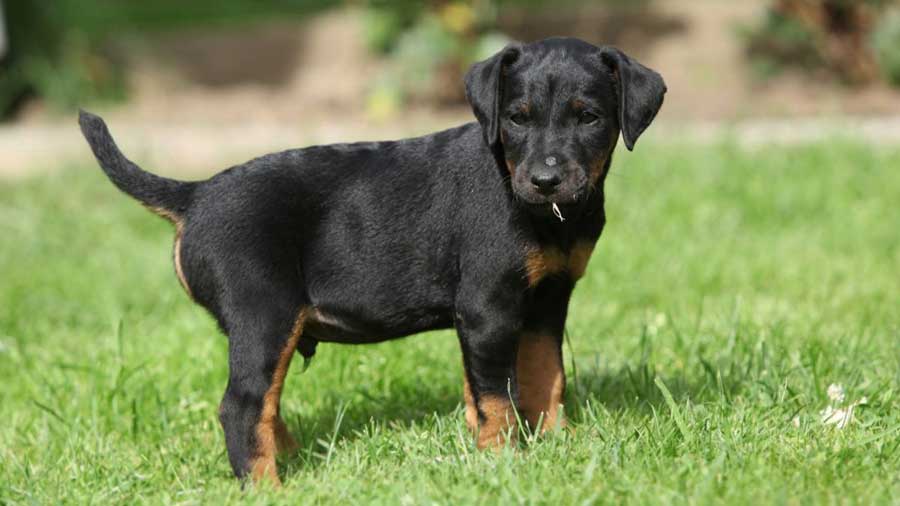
[79,37,665,485]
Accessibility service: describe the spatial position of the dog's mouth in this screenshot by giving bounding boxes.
[515,187,584,207]
[509,165,590,221]
[519,196,581,222]
[512,169,588,208]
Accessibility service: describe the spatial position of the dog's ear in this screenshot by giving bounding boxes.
[465,44,522,151]
[599,47,666,151]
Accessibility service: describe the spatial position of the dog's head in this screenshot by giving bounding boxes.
[465,37,666,212]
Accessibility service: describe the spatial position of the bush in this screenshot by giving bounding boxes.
[363,1,511,116]
[0,0,340,118]
[872,7,900,86]
[741,0,889,85]
[0,2,124,116]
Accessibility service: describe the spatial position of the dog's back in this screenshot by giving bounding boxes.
[80,112,523,343]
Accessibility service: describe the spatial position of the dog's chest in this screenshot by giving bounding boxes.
[524,240,596,287]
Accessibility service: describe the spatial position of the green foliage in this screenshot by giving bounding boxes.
[740,8,822,80]
[740,0,893,84]
[363,1,510,116]
[2,140,899,503]
[0,2,123,115]
[0,0,340,117]
[389,15,469,98]
[872,8,900,86]
[362,1,426,54]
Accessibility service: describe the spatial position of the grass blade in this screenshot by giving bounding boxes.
[655,376,693,445]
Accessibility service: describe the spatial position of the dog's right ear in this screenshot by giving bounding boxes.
[464,44,522,152]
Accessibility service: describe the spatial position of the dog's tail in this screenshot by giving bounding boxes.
[78,110,197,221]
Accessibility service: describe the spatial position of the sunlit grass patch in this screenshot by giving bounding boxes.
[1,140,898,504]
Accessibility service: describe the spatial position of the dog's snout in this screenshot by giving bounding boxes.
[530,169,562,193]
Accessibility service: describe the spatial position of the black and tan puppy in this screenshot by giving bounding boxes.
[79,37,665,484]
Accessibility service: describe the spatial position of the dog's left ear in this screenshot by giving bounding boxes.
[599,47,666,151]
[465,44,522,153]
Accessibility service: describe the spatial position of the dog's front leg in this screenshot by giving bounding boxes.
[455,298,523,449]
[516,277,573,433]
[516,331,565,432]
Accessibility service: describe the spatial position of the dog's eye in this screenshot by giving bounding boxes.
[579,111,600,125]
[509,113,528,126]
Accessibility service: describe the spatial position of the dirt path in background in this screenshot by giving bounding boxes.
[4,115,900,180]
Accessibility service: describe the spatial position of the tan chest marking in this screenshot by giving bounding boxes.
[568,241,595,280]
[525,247,567,286]
[524,240,596,286]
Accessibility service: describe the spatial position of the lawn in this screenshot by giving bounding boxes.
[1,139,898,505]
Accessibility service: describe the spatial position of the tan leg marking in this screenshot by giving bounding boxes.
[463,376,478,433]
[273,416,299,455]
[525,247,567,287]
[249,308,308,486]
[475,395,516,449]
[516,332,566,432]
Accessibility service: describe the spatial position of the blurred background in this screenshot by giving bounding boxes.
[2,0,900,174]
[4,3,900,501]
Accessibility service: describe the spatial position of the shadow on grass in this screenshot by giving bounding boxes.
[279,378,461,477]
[275,353,751,480]
[566,359,749,422]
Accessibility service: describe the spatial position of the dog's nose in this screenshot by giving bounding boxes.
[531,169,562,193]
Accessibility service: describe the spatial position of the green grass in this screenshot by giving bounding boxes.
[1,140,899,504]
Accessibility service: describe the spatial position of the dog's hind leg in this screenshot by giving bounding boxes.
[273,415,299,455]
[216,287,307,486]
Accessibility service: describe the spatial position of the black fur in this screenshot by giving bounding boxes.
[79,115,197,215]
[78,37,665,482]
